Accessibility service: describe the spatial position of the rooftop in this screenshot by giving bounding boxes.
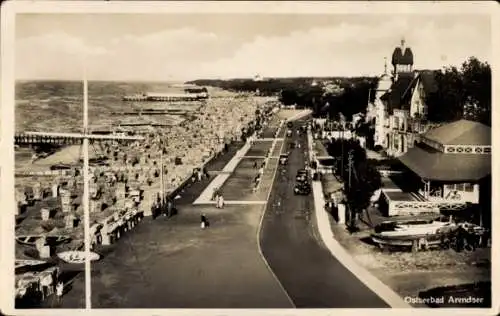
[424,119,491,146]
[392,39,414,66]
[398,143,491,181]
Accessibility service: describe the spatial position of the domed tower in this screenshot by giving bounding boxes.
[377,57,392,95]
[391,38,413,75]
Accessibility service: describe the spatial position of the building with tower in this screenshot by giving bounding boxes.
[391,38,414,75]
[370,38,439,156]
[366,57,392,148]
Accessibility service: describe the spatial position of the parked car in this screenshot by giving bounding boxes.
[296,169,308,182]
[279,153,289,165]
[294,182,311,195]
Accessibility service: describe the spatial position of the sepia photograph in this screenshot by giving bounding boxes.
[1,1,497,314]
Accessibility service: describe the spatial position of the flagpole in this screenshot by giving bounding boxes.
[160,149,164,204]
[82,63,92,309]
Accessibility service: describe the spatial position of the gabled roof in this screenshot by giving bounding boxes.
[424,119,491,146]
[387,73,416,111]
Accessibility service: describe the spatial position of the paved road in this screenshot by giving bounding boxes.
[260,119,389,308]
[35,116,387,309]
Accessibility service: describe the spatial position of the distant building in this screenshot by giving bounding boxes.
[254,74,264,82]
[322,82,345,96]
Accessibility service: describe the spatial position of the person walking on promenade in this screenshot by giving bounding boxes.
[215,192,220,208]
[219,194,225,209]
[55,281,64,306]
[216,194,222,208]
[200,213,207,229]
[167,199,173,217]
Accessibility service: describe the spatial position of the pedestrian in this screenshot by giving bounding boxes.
[200,213,207,229]
[167,199,173,217]
[219,194,225,209]
[55,281,64,305]
[253,161,258,169]
[217,195,222,208]
[40,272,51,301]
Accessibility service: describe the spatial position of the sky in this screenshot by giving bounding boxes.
[15,13,491,81]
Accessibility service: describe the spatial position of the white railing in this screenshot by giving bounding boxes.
[385,191,468,216]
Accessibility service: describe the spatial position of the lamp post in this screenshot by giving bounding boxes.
[347,150,354,229]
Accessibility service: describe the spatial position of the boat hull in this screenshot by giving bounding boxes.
[371,233,445,247]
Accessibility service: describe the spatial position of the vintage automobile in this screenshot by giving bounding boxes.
[279,153,289,165]
[294,182,311,195]
[296,169,308,182]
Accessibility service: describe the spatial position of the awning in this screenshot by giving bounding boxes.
[399,145,491,182]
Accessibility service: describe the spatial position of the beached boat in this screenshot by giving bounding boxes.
[56,250,100,264]
[371,217,457,248]
[15,259,48,269]
[16,235,71,247]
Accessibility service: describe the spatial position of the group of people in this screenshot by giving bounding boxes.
[211,189,225,209]
[15,91,280,306]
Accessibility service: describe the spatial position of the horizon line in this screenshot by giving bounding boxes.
[15,75,382,83]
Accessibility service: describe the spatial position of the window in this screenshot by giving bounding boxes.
[464,183,474,192]
[455,183,464,191]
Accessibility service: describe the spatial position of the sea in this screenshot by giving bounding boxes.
[15,80,199,133]
[14,80,203,168]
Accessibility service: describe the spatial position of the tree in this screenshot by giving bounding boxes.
[326,79,377,120]
[426,57,491,125]
[326,139,381,230]
[461,57,491,125]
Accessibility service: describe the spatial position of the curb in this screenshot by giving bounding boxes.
[308,130,411,309]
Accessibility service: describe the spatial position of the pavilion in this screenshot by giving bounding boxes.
[396,119,491,226]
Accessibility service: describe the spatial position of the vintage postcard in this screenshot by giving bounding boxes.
[1,1,498,315]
